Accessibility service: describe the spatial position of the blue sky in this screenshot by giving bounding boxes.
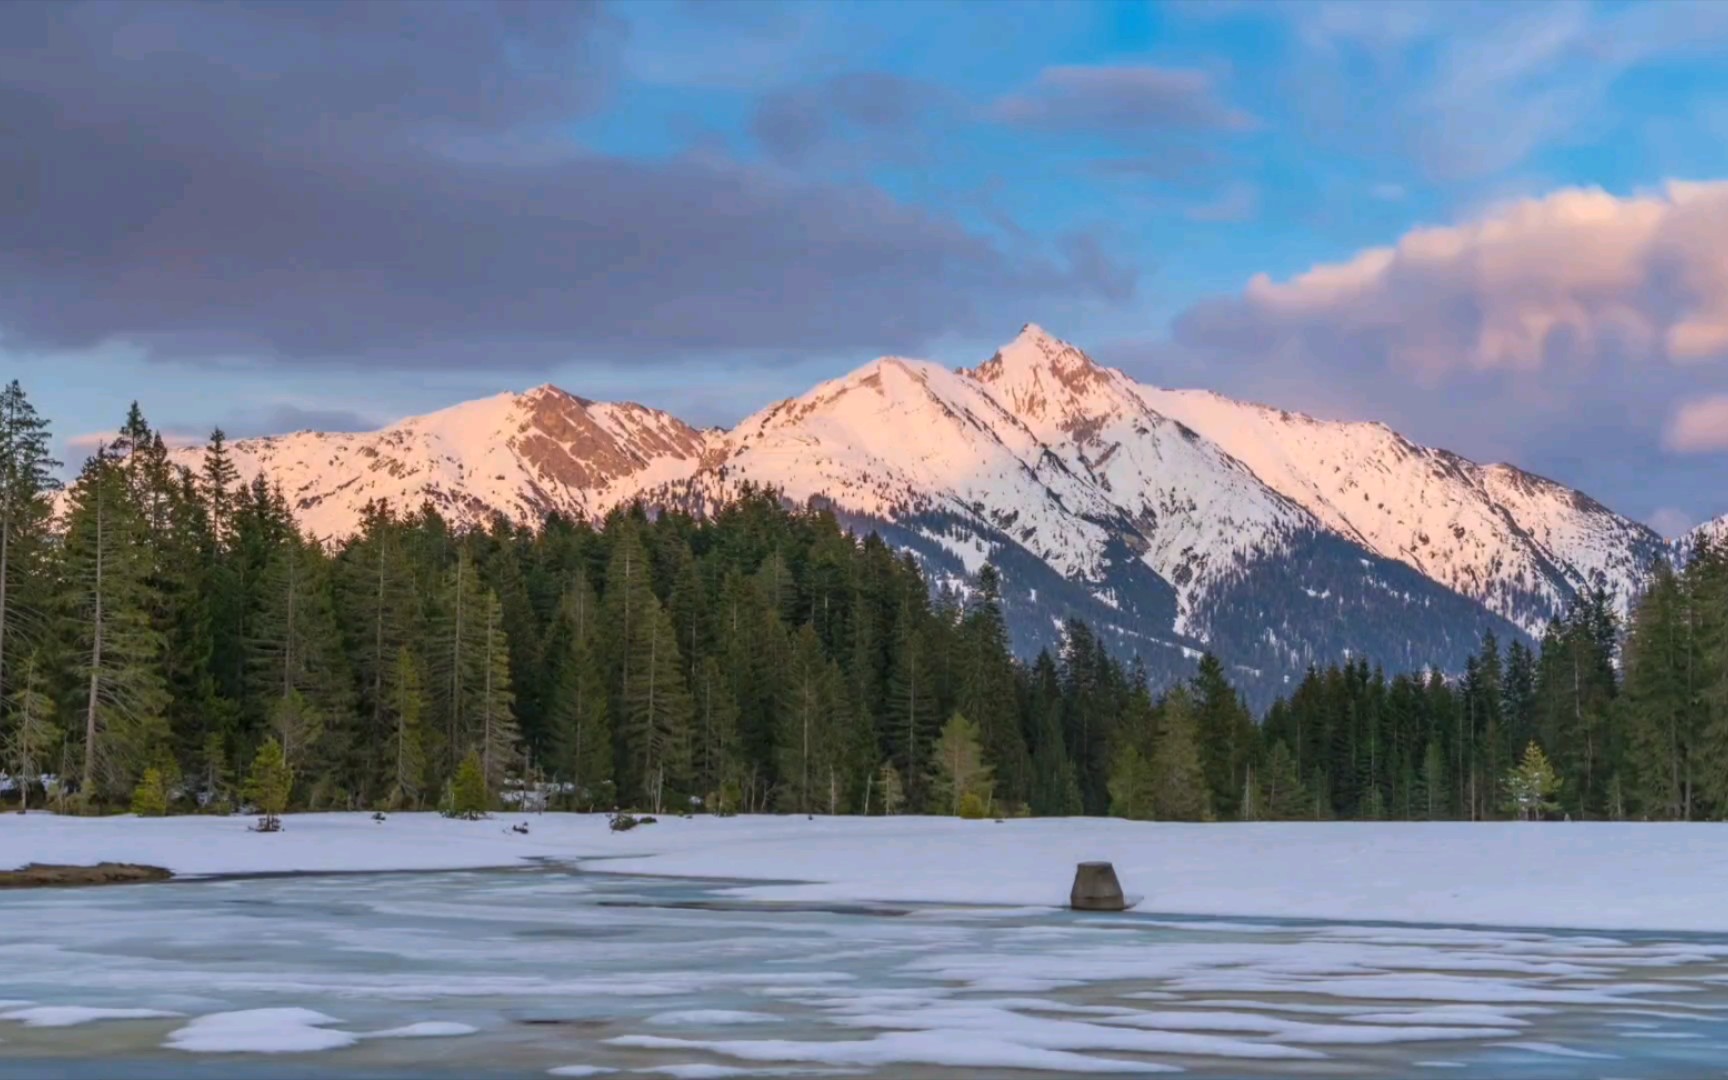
[5,0,1728,532]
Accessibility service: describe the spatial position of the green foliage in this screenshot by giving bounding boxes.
[243,738,293,829]
[1504,741,1562,820]
[931,711,994,816]
[1150,688,1212,821]
[448,749,489,819]
[130,767,169,816]
[1107,744,1156,820]
[957,790,988,819]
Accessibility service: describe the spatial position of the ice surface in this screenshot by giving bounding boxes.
[165,1008,357,1053]
[546,1068,616,1078]
[647,1010,781,1026]
[0,1005,181,1027]
[12,812,1728,933]
[361,1021,478,1038]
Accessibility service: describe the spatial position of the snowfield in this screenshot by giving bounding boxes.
[5,812,1728,933]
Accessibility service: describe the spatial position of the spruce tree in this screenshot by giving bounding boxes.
[930,711,994,816]
[1150,688,1211,821]
[385,646,428,808]
[1192,653,1255,819]
[477,590,521,795]
[61,444,169,805]
[244,738,292,830]
[1256,740,1305,820]
[692,655,740,806]
[6,652,60,812]
[0,380,60,723]
[449,748,488,819]
[777,624,846,813]
[621,598,692,812]
[1107,743,1156,820]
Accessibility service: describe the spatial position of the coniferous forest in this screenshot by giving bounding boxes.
[3,382,1728,823]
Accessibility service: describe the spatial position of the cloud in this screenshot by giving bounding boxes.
[1193,0,1728,180]
[226,404,382,439]
[751,71,931,165]
[1664,394,1728,454]
[1141,180,1728,527]
[991,65,1255,137]
[0,2,1131,371]
[66,429,203,457]
[1177,182,1728,378]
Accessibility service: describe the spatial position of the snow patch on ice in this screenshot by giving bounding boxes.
[1,1005,182,1027]
[165,1008,357,1054]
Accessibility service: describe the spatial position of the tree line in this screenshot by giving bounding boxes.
[1,382,1724,822]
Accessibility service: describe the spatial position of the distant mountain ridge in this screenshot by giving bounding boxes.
[175,325,1672,703]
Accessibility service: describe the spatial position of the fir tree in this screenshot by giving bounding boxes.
[0,380,60,723]
[477,590,521,794]
[131,767,169,816]
[244,738,292,831]
[1107,743,1157,820]
[384,647,427,808]
[621,598,692,812]
[930,711,994,816]
[1505,741,1561,820]
[61,443,169,805]
[448,749,488,819]
[1150,688,1212,821]
[1255,740,1305,820]
[6,652,60,812]
[777,624,845,813]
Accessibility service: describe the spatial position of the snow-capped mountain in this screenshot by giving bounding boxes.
[191,386,715,540]
[172,324,1667,702]
[1136,387,1667,633]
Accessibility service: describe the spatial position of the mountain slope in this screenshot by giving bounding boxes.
[181,386,714,539]
[1136,386,1666,632]
[170,324,1669,703]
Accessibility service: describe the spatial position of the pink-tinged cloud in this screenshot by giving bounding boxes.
[1177,181,1728,379]
[67,430,205,456]
[1664,394,1728,454]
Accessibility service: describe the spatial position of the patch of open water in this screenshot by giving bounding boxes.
[3,865,1727,1078]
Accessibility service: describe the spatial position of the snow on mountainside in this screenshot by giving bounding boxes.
[1137,386,1665,633]
[170,386,714,539]
[964,327,1310,634]
[174,323,1662,701]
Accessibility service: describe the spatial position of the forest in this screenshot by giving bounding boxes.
[2,380,1726,823]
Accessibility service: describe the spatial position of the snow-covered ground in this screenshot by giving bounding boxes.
[6,812,1728,933]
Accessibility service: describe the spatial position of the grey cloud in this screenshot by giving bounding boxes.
[1150,182,1728,524]
[751,72,933,165]
[0,3,1129,370]
[227,405,382,439]
[991,66,1255,137]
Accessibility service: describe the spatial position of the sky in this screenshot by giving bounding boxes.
[5,0,1728,534]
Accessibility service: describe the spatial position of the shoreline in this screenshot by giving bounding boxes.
[0,862,174,889]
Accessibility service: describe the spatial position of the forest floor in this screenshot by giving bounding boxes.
[4,811,1726,932]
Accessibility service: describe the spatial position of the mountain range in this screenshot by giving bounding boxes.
[176,325,1689,705]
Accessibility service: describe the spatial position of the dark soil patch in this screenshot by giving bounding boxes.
[0,862,173,888]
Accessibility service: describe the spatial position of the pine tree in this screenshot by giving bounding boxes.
[432,546,488,776]
[1192,653,1255,819]
[61,443,169,805]
[0,381,60,725]
[621,597,692,812]
[244,738,292,831]
[477,590,521,795]
[544,578,614,809]
[777,624,845,813]
[692,654,740,806]
[1151,688,1212,821]
[6,652,60,812]
[268,689,324,776]
[1256,740,1305,820]
[884,598,937,808]
[448,749,488,819]
[930,711,994,816]
[1623,560,1696,818]
[130,767,169,816]
[1504,741,1561,820]
[384,647,427,808]
[1107,743,1157,820]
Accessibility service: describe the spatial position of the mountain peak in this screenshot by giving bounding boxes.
[971,322,1103,389]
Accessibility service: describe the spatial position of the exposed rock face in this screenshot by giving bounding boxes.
[1070,861,1127,912]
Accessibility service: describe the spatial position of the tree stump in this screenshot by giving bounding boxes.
[1069,861,1126,911]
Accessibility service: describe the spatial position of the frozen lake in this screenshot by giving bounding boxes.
[5,865,1728,1078]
